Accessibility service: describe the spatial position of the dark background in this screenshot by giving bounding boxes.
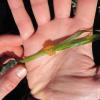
[0,0,100,100]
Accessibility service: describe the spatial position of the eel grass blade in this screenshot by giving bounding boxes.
[1,29,100,75]
[20,34,100,63]
[54,34,100,51]
[20,29,88,63]
[61,28,92,43]
[20,51,46,63]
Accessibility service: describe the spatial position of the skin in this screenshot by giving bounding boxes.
[0,35,27,99]
[8,0,100,100]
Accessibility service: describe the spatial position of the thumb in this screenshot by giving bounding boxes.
[0,65,27,100]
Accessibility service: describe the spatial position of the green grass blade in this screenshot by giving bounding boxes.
[62,30,84,43]
[53,35,93,51]
[61,28,92,44]
[20,51,46,63]
[54,34,100,51]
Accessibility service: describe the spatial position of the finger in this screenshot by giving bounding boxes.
[8,0,34,40]
[54,0,71,18]
[0,46,22,57]
[76,0,98,26]
[0,34,22,46]
[30,0,50,25]
[0,65,27,99]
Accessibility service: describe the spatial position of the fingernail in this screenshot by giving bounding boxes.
[16,67,27,78]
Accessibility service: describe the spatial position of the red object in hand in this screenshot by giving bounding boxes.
[0,51,21,67]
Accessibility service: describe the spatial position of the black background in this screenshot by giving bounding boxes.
[0,0,100,100]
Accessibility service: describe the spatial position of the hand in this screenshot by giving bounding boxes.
[8,0,99,100]
[0,35,27,99]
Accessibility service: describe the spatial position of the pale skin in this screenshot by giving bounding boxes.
[0,35,27,99]
[0,0,99,100]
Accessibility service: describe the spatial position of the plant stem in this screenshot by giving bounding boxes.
[20,51,46,63]
[1,29,100,75]
[20,34,100,63]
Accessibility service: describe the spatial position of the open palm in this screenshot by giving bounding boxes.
[8,0,99,100]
